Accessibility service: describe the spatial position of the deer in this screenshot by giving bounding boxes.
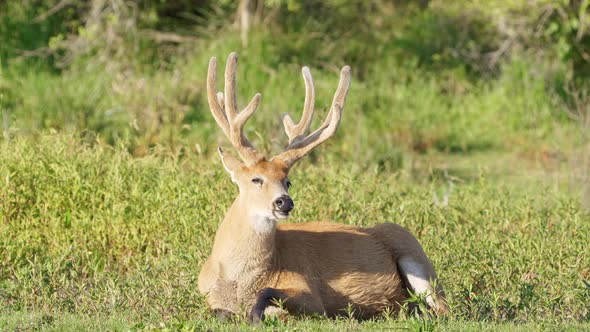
[197,52,448,323]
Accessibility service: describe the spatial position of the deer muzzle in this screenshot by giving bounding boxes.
[274,195,294,214]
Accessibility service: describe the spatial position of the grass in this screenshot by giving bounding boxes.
[1,312,589,332]
[0,134,588,331]
[1,2,590,330]
[0,30,580,159]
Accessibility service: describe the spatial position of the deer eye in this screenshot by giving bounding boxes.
[286,180,292,188]
[251,177,264,185]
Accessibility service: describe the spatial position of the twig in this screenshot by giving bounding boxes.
[15,46,56,59]
[33,0,73,23]
[486,37,514,70]
[140,30,198,44]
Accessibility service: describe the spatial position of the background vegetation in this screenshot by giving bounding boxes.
[0,0,589,330]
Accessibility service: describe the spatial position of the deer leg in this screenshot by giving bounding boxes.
[203,274,240,320]
[249,287,324,323]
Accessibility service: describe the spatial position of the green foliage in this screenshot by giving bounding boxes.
[0,1,82,67]
[1,134,589,329]
[0,32,578,161]
[0,0,585,158]
[542,0,590,80]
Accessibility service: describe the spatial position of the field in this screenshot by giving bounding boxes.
[1,1,590,331]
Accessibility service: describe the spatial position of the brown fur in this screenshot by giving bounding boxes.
[198,53,448,322]
[198,159,448,320]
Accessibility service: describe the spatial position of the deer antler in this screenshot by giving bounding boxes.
[207,52,264,165]
[282,67,315,145]
[273,65,351,168]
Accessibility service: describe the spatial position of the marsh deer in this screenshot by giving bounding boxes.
[198,53,448,322]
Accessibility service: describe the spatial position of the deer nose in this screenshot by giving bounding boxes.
[274,195,294,213]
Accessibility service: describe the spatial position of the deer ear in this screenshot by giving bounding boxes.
[218,147,244,182]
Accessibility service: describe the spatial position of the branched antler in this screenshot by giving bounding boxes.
[282,67,315,146]
[207,52,264,165]
[272,66,351,168]
[207,53,351,168]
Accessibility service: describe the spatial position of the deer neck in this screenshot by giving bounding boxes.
[210,195,277,281]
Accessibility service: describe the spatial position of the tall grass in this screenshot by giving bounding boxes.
[1,134,589,330]
[0,31,579,162]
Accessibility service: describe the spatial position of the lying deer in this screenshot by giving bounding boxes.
[198,53,448,322]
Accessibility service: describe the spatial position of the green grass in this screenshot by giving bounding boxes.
[1,312,589,332]
[0,30,579,159]
[0,134,588,331]
[1,2,589,330]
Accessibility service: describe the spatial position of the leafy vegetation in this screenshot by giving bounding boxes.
[1,135,589,331]
[1,0,589,331]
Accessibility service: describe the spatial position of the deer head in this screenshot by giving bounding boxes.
[207,52,351,222]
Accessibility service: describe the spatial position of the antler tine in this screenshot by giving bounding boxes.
[216,92,225,111]
[224,53,239,119]
[206,53,264,165]
[273,66,351,168]
[207,57,230,138]
[282,66,315,145]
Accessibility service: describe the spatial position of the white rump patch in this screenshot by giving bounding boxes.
[398,257,437,308]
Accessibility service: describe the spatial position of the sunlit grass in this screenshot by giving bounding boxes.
[0,134,588,330]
